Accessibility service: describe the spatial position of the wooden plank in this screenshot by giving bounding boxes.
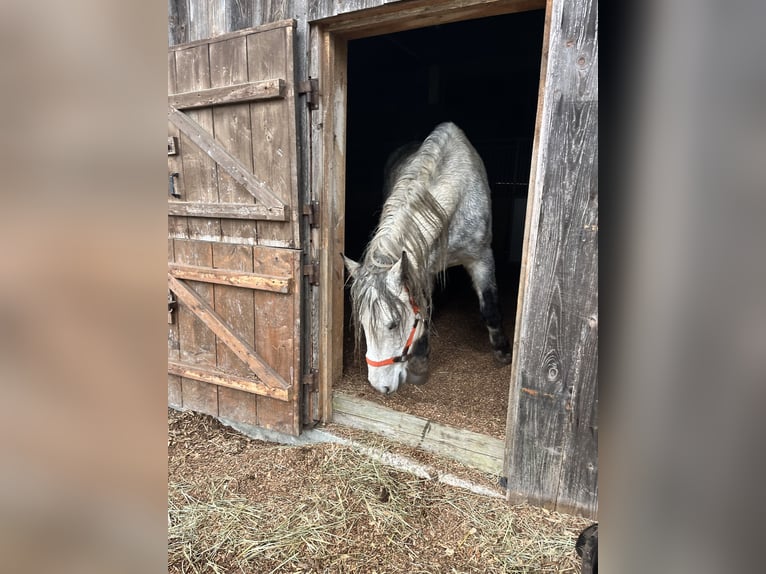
[169,78,286,109]
[317,0,545,39]
[333,392,505,475]
[212,241,260,423]
[254,248,301,435]
[227,0,254,32]
[169,274,290,391]
[182,379,219,416]
[504,0,598,519]
[168,375,183,409]
[168,51,189,238]
[168,263,291,293]
[168,19,296,52]
[317,30,348,424]
[168,201,287,221]
[247,25,297,246]
[218,386,258,426]
[168,238,182,409]
[168,361,290,401]
[209,36,260,245]
[168,0,189,46]
[169,106,285,209]
[174,240,218,416]
[175,44,222,242]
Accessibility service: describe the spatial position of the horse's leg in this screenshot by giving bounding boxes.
[464,251,512,364]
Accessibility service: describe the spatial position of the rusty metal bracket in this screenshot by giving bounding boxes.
[302,200,320,229]
[298,78,319,110]
[303,260,320,286]
[302,369,318,392]
[168,292,178,324]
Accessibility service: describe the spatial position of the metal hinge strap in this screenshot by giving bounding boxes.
[303,260,319,286]
[298,78,319,110]
[303,369,318,391]
[302,200,320,229]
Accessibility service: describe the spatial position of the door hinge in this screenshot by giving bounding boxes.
[303,369,318,392]
[168,292,177,324]
[298,78,319,110]
[302,200,320,229]
[303,260,320,286]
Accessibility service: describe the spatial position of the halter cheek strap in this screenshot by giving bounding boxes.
[366,296,421,367]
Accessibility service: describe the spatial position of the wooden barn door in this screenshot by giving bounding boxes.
[167,20,306,436]
[504,0,598,518]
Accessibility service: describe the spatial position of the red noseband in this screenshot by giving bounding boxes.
[366,295,421,367]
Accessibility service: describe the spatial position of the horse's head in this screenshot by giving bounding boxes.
[344,251,427,395]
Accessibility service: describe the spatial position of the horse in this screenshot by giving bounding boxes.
[343,122,512,395]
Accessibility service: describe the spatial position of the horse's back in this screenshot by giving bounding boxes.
[384,122,494,268]
[387,122,490,210]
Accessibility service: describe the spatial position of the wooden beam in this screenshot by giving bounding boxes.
[169,78,285,109]
[168,201,288,221]
[332,392,505,475]
[168,107,285,209]
[168,274,290,391]
[168,360,290,401]
[168,263,291,293]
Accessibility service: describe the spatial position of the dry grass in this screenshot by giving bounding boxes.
[168,409,590,573]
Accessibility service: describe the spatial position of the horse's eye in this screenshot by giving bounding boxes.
[387,322,399,331]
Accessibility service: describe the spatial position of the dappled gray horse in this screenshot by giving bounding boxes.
[343,122,511,395]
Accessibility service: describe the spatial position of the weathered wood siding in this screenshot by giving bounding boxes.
[168,0,599,515]
[169,0,300,44]
[503,0,598,518]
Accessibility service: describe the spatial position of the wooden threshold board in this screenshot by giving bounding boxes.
[332,392,504,475]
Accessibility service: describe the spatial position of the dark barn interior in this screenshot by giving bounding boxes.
[338,11,546,439]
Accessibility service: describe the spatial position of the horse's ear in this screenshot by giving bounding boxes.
[342,253,360,278]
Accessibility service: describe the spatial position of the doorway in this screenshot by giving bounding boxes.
[316,4,547,444]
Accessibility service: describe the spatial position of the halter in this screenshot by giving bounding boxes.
[366,293,421,367]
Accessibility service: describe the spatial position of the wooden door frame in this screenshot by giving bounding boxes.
[309,0,549,424]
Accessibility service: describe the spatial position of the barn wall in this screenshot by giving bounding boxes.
[168,0,599,516]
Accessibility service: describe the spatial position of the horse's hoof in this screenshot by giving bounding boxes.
[494,349,512,365]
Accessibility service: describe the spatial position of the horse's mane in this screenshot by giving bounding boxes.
[350,124,460,345]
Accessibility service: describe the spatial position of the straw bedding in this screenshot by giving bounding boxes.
[168,408,590,573]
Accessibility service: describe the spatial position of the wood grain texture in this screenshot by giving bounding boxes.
[209,36,260,245]
[314,0,544,38]
[174,239,219,415]
[168,239,183,408]
[169,78,285,109]
[254,249,302,434]
[175,45,222,242]
[169,262,292,293]
[168,201,287,221]
[333,392,505,474]
[169,107,285,208]
[504,0,598,519]
[210,242,261,422]
[168,361,290,401]
[168,0,189,45]
[168,51,189,238]
[247,24,299,247]
[169,274,291,390]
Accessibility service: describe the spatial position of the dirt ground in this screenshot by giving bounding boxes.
[336,268,518,439]
[168,407,591,573]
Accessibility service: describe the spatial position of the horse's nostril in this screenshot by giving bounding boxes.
[383,386,390,394]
